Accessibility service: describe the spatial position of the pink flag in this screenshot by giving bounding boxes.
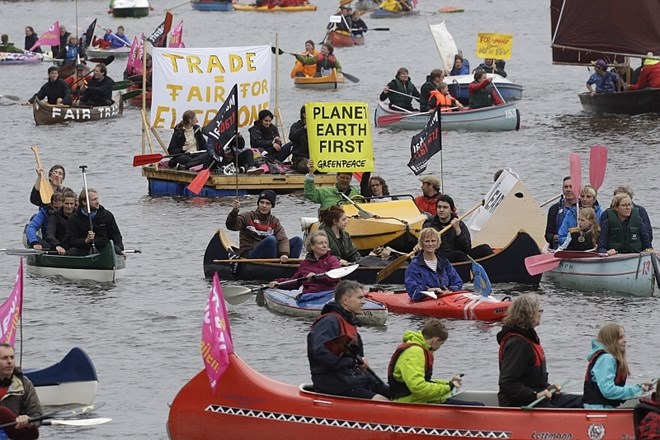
[201,273,234,393]
[126,36,141,74]
[0,260,23,346]
[30,21,60,52]
[169,20,185,48]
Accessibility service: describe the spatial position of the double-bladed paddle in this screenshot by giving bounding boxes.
[31,146,53,205]
[376,201,484,283]
[222,264,359,305]
[213,257,303,264]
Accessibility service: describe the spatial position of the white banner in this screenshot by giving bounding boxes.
[150,46,271,129]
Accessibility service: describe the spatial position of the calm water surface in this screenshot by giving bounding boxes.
[0,0,658,438]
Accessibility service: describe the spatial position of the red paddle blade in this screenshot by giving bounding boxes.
[589,145,608,190]
[524,254,561,276]
[569,152,581,197]
[186,168,211,195]
[376,113,408,126]
[133,153,164,167]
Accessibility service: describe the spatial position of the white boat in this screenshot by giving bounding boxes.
[544,251,660,297]
[87,46,130,59]
[444,73,524,104]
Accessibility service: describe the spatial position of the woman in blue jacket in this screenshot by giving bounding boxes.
[404,227,463,301]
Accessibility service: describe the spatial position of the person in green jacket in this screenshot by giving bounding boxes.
[388,318,484,405]
[304,159,359,211]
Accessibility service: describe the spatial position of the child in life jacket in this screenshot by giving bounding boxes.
[557,207,599,251]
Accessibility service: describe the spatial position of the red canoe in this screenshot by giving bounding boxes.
[325,30,365,47]
[367,290,510,321]
[167,353,639,439]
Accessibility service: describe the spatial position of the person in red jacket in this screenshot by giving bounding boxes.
[468,69,504,108]
[414,175,442,219]
[628,57,660,90]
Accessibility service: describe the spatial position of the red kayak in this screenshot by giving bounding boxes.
[167,352,639,439]
[367,290,510,321]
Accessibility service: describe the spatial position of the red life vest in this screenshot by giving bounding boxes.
[498,331,545,367]
[311,311,359,356]
[583,349,628,407]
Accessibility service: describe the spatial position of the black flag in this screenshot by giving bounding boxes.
[146,12,173,48]
[80,19,97,49]
[203,84,239,157]
[407,109,441,175]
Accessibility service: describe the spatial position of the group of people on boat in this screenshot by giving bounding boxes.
[325,5,368,39]
[544,177,654,255]
[27,62,115,107]
[289,41,342,78]
[586,56,660,95]
[25,164,126,257]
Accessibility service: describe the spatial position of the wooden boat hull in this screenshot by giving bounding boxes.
[374,101,520,132]
[191,0,234,11]
[33,92,123,126]
[127,84,151,107]
[167,354,639,440]
[326,31,365,47]
[203,230,541,285]
[264,289,387,326]
[366,290,510,321]
[25,347,98,406]
[293,69,345,90]
[370,8,418,18]
[444,73,524,105]
[26,240,125,283]
[544,251,660,297]
[0,51,44,65]
[578,89,660,115]
[233,3,317,12]
[141,166,336,197]
[86,46,130,59]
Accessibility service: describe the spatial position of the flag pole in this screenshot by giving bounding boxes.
[438,107,444,193]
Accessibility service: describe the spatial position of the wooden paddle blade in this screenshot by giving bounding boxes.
[524,254,561,276]
[569,152,581,197]
[186,168,211,195]
[589,145,608,190]
[31,146,53,205]
[342,72,360,83]
[376,252,413,283]
[133,153,164,167]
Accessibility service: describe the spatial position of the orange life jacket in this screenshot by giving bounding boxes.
[429,90,455,112]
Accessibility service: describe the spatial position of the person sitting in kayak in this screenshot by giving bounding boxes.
[379,67,420,112]
[468,69,504,109]
[290,40,318,78]
[351,10,368,37]
[388,318,484,405]
[582,323,652,410]
[404,227,463,302]
[298,43,342,77]
[497,293,582,408]
[307,280,391,400]
[0,34,24,53]
[318,206,361,266]
[423,195,493,262]
[268,230,341,294]
[56,35,87,65]
[597,193,653,255]
[427,82,464,112]
[557,207,600,251]
[586,59,621,96]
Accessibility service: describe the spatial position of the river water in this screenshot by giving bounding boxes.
[1,0,659,438]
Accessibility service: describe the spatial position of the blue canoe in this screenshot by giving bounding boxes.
[264,288,388,326]
[191,0,234,11]
[25,347,98,406]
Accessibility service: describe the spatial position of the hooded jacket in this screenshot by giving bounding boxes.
[63,205,124,252]
[226,208,290,257]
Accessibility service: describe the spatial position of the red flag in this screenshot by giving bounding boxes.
[201,273,234,393]
[0,260,23,346]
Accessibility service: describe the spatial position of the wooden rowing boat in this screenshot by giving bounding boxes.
[203,229,541,285]
[26,347,98,406]
[366,290,510,321]
[577,89,660,115]
[544,251,660,297]
[293,68,345,90]
[374,101,521,132]
[325,30,365,48]
[141,165,337,197]
[264,288,387,326]
[191,0,234,11]
[25,240,125,283]
[444,73,524,105]
[233,2,317,12]
[168,351,641,439]
[33,92,123,126]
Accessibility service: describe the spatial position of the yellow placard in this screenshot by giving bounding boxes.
[306,102,375,173]
[476,33,513,60]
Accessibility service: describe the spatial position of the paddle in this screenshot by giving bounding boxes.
[186,135,236,195]
[326,334,387,387]
[133,150,207,167]
[0,95,21,101]
[341,71,360,83]
[524,253,560,276]
[79,165,97,255]
[569,152,581,230]
[353,27,390,31]
[467,256,492,297]
[222,264,359,305]
[42,418,112,426]
[0,248,57,256]
[589,145,608,190]
[387,88,421,102]
[112,80,132,90]
[376,110,426,127]
[376,201,483,283]
[0,402,103,430]
[213,258,303,264]
[121,89,143,100]
[31,146,53,205]
[340,192,374,219]
[522,380,571,409]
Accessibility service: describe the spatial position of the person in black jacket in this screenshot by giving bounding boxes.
[27,66,72,105]
[45,190,77,255]
[78,63,114,106]
[249,109,291,162]
[23,26,41,53]
[167,110,209,170]
[64,189,124,256]
[288,105,309,173]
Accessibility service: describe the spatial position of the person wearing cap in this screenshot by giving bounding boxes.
[414,175,442,219]
[64,64,89,100]
[586,59,621,96]
[628,54,660,90]
[226,191,303,262]
[304,160,360,211]
[422,194,493,262]
[27,66,72,106]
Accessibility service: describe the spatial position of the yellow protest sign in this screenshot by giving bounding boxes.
[476,33,513,60]
[305,102,375,173]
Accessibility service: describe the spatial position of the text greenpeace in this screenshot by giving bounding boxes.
[305,102,374,173]
[150,46,271,129]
